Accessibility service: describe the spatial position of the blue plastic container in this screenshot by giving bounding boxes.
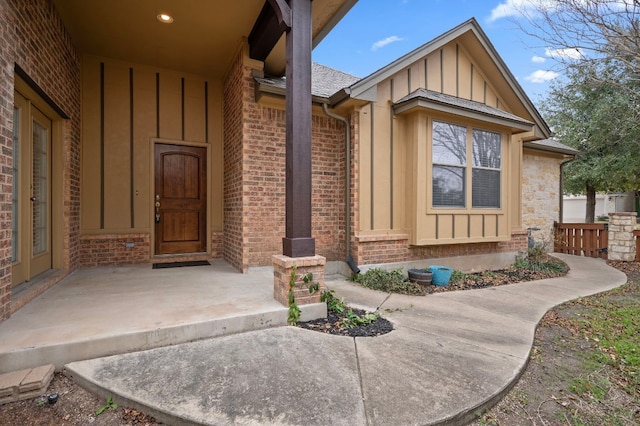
[429,265,453,286]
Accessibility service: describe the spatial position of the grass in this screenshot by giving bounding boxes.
[472,267,640,426]
[575,299,640,396]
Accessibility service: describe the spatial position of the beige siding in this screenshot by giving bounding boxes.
[358,104,372,231]
[457,47,472,99]
[81,56,223,238]
[132,67,157,231]
[442,43,457,96]
[103,62,131,229]
[82,61,102,231]
[357,39,525,245]
[372,81,392,230]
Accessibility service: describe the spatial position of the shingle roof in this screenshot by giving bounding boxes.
[524,138,581,155]
[255,62,359,98]
[395,88,533,126]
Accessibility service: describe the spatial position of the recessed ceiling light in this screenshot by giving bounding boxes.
[157,13,174,24]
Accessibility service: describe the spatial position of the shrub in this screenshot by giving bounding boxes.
[351,268,425,295]
[515,242,568,274]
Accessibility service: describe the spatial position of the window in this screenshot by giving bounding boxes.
[432,121,501,209]
[432,121,466,207]
[472,129,501,208]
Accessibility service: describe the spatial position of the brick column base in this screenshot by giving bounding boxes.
[272,255,326,306]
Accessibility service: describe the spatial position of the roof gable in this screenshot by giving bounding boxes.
[344,18,550,138]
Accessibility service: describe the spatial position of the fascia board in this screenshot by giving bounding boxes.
[394,98,534,132]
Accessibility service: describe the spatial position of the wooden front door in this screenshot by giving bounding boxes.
[154,144,207,255]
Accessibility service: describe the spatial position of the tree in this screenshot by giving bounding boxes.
[514,0,640,105]
[541,63,640,222]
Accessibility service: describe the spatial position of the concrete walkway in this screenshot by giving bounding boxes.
[64,254,627,426]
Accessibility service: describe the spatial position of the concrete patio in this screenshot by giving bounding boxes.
[0,259,325,374]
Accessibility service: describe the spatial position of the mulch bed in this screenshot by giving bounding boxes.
[423,266,568,294]
[298,307,394,337]
[299,256,570,337]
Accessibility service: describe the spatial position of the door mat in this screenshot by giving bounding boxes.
[152,260,211,269]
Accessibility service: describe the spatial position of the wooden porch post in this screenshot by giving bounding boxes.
[282,0,315,257]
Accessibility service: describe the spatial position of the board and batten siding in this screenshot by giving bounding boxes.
[81,56,223,237]
[357,40,523,245]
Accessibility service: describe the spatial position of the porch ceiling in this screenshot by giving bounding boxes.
[52,0,355,79]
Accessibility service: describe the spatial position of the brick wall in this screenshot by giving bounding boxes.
[242,106,346,268]
[0,0,81,321]
[522,151,562,249]
[354,231,528,266]
[211,231,224,259]
[79,234,150,267]
[222,50,246,271]
[223,48,346,271]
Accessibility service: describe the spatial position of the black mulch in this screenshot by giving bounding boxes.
[298,307,394,337]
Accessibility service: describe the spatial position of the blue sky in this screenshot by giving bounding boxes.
[313,0,562,108]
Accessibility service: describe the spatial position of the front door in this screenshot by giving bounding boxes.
[154,144,207,255]
[12,92,52,286]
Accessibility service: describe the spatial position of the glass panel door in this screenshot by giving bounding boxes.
[29,107,51,277]
[32,119,48,256]
[12,93,52,286]
[12,106,19,263]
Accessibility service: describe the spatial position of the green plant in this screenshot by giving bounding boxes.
[320,289,380,329]
[341,309,379,329]
[287,267,320,325]
[321,289,346,314]
[351,268,424,295]
[448,269,467,284]
[514,242,568,274]
[96,396,118,415]
[287,266,301,325]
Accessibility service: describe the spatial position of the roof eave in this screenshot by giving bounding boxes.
[523,141,581,156]
[393,98,533,133]
[255,79,332,105]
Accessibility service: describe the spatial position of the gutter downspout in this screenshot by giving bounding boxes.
[322,103,360,274]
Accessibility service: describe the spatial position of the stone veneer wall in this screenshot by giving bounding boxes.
[223,48,346,271]
[608,212,638,261]
[522,151,562,248]
[0,0,81,321]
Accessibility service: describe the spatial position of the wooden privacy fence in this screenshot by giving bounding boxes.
[553,222,609,259]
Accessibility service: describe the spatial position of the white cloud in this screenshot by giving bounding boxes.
[490,0,637,22]
[371,36,404,51]
[525,69,559,83]
[489,0,557,22]
[545,47,584,60]
[531,55,546,63]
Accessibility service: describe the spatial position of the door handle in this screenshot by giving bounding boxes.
[30,196,37,202]
[155,196,161,223]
